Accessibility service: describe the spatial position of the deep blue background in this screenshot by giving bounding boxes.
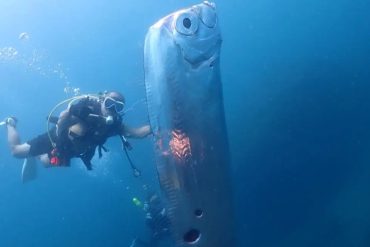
[0,0,370,246]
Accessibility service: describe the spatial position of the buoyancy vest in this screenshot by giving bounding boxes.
[56,97,123,170]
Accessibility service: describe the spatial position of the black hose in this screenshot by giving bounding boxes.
[120,135,141,177]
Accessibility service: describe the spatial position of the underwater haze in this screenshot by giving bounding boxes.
[0,0,370,247]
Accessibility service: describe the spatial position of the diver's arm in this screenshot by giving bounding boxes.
[56,97,91,136]
[56,110,78,137]
[121,124,152,138]
[56,110,69,137]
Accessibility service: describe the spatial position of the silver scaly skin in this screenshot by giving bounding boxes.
[144,2,235,247]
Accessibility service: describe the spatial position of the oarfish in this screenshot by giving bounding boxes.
[144,2,235,246]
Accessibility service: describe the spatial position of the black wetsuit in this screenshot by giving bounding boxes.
[27,97,123,169]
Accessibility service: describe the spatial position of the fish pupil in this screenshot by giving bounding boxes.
[183,18,192,29]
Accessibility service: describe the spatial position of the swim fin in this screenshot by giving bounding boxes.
[21,157,38,183]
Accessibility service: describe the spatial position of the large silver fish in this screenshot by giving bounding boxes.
[144,2,235,246]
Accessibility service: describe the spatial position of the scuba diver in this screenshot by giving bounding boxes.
[130,191,171,247]
[2,91,151,172]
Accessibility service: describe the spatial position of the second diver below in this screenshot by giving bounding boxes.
[4,91,151,170]
[130,191,171,247]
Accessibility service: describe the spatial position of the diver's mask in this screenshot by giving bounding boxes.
[103,97,125,115]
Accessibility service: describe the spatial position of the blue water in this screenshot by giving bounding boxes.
[0,0,370,246]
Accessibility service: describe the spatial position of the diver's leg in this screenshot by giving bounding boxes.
[6,124,30,158]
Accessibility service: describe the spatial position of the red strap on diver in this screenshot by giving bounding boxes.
[50,148,61,166]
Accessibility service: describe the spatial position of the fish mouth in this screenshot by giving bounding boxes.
[170,1,221,66]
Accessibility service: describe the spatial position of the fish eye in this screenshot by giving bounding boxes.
[175,12,198,35]
[199,2,217,28]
